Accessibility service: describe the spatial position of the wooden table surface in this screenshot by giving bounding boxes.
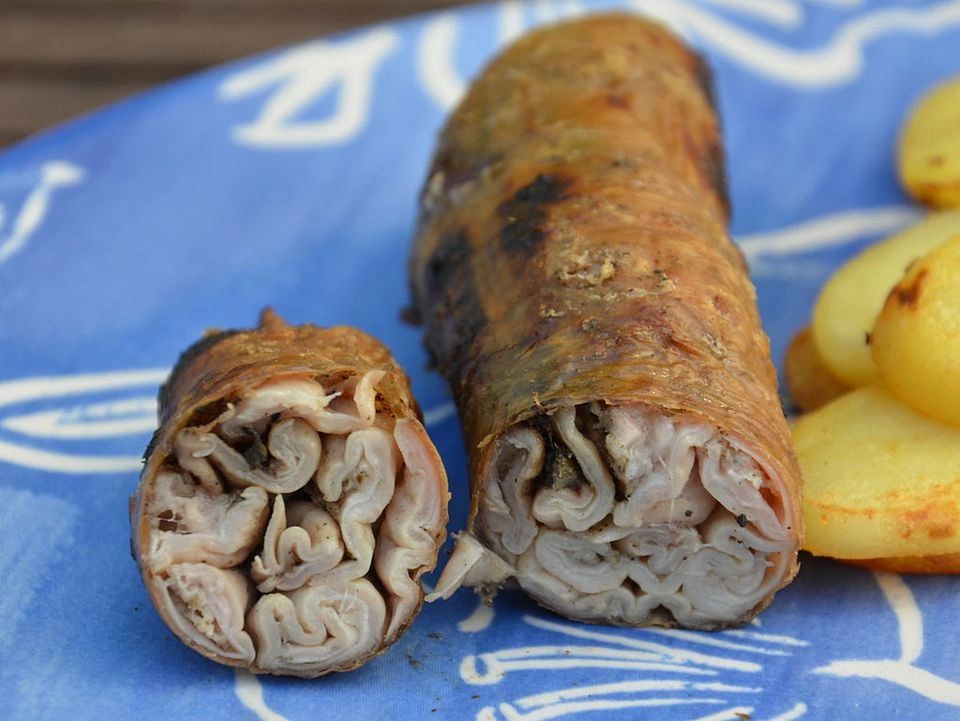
[1,0,473,147]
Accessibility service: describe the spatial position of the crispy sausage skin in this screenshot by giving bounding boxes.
[132,311,448,675]
[411,15,801,629]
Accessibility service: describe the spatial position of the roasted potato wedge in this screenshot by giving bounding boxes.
[812,211,960,387]
[785,326,850,413]
[871,234,960,427]
[794,385,960,563]
[899,75,960,208]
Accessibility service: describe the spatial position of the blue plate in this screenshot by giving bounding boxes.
[1,1,959,719]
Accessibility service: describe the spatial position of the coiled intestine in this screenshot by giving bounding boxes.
[432,402,793,628]
[141,373,446,676]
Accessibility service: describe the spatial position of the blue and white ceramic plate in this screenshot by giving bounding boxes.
[1,1,958,719]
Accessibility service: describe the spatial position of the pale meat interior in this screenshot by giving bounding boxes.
[141,373,445,676]
[431,403,793,628]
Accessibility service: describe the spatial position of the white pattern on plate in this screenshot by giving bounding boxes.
[423,402,457,428]
[737,206,920,263]
[220,28,399,148]
[738,206,920,279]
[0,369,167,473]
[629,0,960,87]
[460,599,496,633]
[421,0,586,111]
[697,0,801,27]
[418,15,466,111]
[0,161,84,268]
[461,613,808,720]
[3,397,157,439]
[814,572,960,706]
[234,670,289,721]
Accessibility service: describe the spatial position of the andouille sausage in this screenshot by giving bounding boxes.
[411,15,801,629]
[132,310,448,675]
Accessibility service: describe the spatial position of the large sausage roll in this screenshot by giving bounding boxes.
[131,311,448,676]
[412,15,801,629]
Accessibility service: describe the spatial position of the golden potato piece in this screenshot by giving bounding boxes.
[845,553,960,575]
[899,75,960,208]
[794,385,960,561]
[785,327,850,413]
[812,210,960,387]
[871,234,960,427]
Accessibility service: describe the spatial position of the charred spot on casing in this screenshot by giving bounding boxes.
[691,52,718,109]
[687,54,730,219]
[400,304,422,326]
[529,415,586,494]
[403,265,425,327]
[679,124,729,220]
[423,229,470,300]
[443,290,488,373]
[700,139,730,219]
[498,174,572,256]
[892,269,928,310]
[422,229,488,378]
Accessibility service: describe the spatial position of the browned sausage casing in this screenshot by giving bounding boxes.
[411,15,802,628]
[131,311,448,676]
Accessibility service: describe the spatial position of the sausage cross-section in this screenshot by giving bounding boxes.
[132,311,448,675]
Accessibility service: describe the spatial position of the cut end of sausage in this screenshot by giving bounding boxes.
[434,402,795,628]
[137,373,447,676]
